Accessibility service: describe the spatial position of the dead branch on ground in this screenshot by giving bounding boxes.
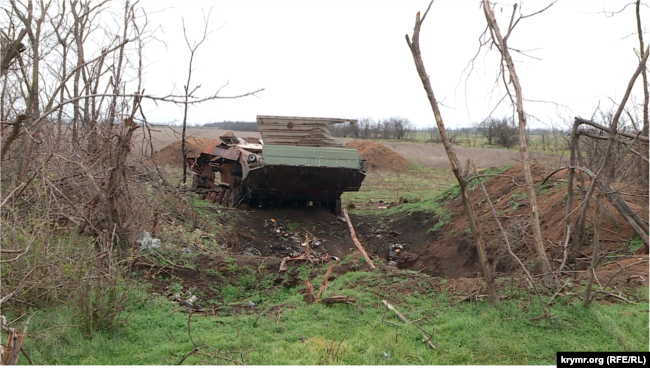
[382,300,436,350]
[342,209,375,270]
[177,312,244,365]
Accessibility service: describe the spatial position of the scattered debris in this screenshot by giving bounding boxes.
[388,244,404,261]
[243,246,262,256]
[168,287,202,311]
[138,231,161,251]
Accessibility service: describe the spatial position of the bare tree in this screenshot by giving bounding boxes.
[0,29,27,76]
[490,117,518,148]
[406,1,499,306]
[482,0,555,285]
[427,125,441,143]
[478,118,495,145]
[636,0,649,185]
[181,10,213,183]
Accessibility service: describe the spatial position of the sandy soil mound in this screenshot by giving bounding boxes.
[154,138,221,167]
[346,140,413,172]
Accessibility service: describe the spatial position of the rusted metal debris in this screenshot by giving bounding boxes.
[188,116,367,214]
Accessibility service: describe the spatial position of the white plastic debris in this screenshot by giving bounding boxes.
[137,231,161,251]
[248,300,256,307]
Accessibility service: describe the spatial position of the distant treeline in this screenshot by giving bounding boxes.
[203,121,259,131]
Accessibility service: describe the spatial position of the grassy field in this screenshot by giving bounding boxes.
[22,265,649,365]
[343,166,456,209]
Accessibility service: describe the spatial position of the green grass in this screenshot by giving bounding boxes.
[364,131,568,154]
[349,165,513,233]
[23,269,649,365]
[628,235,645,253]
[343,166,455,211]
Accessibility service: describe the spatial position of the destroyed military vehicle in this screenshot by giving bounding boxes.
[187,115,366,214]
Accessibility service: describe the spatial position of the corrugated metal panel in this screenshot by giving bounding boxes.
[256,115,357,147]
[262,145,362,169]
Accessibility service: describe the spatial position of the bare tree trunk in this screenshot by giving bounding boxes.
[406,1,499,306]
[482,0,553,285]
[53,6,69,145]
[180,13,213,184]
[583,193,603,307]
[71,0,82,145]
[0,29,27,76]
[107,0,132,126]
[1,115,27,161]
[636,0,649,187]
[105,118,139,241]
[182,83,190,183]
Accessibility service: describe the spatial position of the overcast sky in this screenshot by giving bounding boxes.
[137,0,647,129]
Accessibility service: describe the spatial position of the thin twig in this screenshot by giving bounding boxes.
[382,300,436,349]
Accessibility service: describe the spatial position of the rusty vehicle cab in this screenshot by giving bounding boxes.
[188,116,366,214]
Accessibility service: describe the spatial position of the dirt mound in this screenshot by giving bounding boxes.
[346,140,413,172]
[154,137,220,167]
[423,162,649,277]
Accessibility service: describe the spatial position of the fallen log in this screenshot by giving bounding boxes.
[342,209,376,270]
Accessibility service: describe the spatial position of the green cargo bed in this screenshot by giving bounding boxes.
[261,145,362,169]
[242,145,365,202]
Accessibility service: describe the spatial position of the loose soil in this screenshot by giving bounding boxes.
[346,140,413,172]
[154,137,221,167]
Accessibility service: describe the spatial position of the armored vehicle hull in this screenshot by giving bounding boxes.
[188,116,366,214]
